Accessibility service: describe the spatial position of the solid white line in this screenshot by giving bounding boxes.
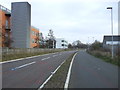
[11,61,36,70]
[0,52,57,64]
[64,52,77,89]
[41,57,50,61]
[38,58,66,89]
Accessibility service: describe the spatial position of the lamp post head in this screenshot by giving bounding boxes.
[107,7,112,9]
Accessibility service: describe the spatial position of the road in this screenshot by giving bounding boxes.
[2,51,76,89]
[69,50,118,88]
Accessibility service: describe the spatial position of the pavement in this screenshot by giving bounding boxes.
[2,51,76,89]
[69,50,119,88]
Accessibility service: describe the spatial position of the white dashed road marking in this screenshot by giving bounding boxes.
[53,55,58,57]
[41,57,50,61]
[11,61,36,70]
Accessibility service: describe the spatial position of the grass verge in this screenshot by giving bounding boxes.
[87,50,120,66]
[2,52,52,61]
[2,49,73,62]
[42,52,76,89]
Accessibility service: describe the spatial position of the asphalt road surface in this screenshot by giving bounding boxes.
[69,50,118,88]
[2,51,76,89]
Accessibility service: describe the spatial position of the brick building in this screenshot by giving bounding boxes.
[0,2,42,48]
[0,5,11,48]
[31,26,39,48]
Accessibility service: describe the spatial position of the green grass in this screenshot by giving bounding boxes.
[2,49,72,62]
[2,52,47,61]
[87,50,120,66]
[42,52,76,88]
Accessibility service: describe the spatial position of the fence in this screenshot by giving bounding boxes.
[2,48,64,55]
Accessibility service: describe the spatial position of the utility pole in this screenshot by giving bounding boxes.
[107,7,114,59]
[92,37,94,43]
[88,37,89,50]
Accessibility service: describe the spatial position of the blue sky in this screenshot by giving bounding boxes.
[1,0,119,44]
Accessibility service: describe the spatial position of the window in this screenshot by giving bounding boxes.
[36,33,39,36]
[32,31,34,35]
[62,40,64,42]
[62,44,64,46]
[0,33,1,37]
[5,33,8,37]
[106,41,119,45]
[32,39,34,43]
[5,20,9,28]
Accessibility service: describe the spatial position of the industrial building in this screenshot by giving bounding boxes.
[118,1,120,35]
[103,35,120,54]
[56,38,68,49]
[11,2,31,48]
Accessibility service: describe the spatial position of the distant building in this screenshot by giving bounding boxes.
[0,5,11,48]
[11,2,31,48]
[30,26,39,48]
[56,38,68,49]
[103,35,120,54]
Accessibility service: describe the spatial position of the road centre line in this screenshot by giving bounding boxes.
[53,55,58,57]
[1,51,70,64]
[59,54,62,55]
[38,57,66,89]
[38,52,77,89]
[41,57,50,61]
[11,61,36,71]
[0,52,57,64]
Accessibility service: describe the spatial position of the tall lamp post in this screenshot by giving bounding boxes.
[92,37,94,43]
[88,37,89,49]
[107,7,114,59]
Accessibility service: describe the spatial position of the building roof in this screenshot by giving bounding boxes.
[103,35,120,43]
[31,26,39,31]
[0,4,11,13]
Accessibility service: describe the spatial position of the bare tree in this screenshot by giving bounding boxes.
[46,29,56,48]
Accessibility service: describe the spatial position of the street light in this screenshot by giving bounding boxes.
[107,7,114,59]
[92,37,94,43]
[87,37,89,49]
